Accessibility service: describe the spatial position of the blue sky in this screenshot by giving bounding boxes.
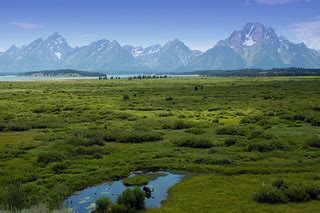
[0,0,319,51]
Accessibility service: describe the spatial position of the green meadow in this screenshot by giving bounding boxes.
[0,77,319,212]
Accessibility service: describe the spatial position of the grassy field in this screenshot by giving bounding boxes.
[0,77,319,212]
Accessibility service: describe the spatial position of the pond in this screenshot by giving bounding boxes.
[62,171,183,212]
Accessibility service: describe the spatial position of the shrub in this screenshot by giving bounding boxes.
[116,130,163,143]
[117,187,145,210]
[247,140,287,152]
[249,130,275,140]
[74,146,104,158]
[284,185,310,202]
[174,120,192,129]
[111,203,126,212]
[185,128,205,135]
[2,184,40,210]
[194,157,233,165]
[272,179,289,190]
[254,186,287,204]
[304,137,320,148]
[311,117,320,126]
[37,152,65,165]
[3,121,60,132]
[5,122,31,131]
[254,180,320,205]
[0,123,5,132]
[68,130,106,147]
[306,185,320,200]
[162,120,192,130]
[240,115,265,124]
[123,95,129,101]
[158,112,174,117]
[95,197,112,213]
[224,138,237,147]
[292,114,306,121]
[175,137,212,148]
[51,163,68,174]
[216,126,247,136]
[2,185,27,209]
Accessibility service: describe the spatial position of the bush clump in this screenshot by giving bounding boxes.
[254,179,320,204]
[37,152,65,165]
[74,146,104,159]
[175,137,212,148]
[115,130,163,143]
[117,187,145,211]
[194,157,233,165]
[254,186,287,204]
[240,115,265,124]
[247,140,287,152]
[224,138,237,147]
[94,187,146,212]
[284,185,310,202]
[162,120,192,130]
[185,128,206,135]
[216,126,247,136]
[95,197,113,213]
[304,137,320,149]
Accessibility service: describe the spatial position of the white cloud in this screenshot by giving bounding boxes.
[246,0,311,5]
[11,22,43,29]
[291,19,320,49]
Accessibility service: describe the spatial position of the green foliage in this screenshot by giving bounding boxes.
[117,187,145,211]
[74,146,104,158]
[247,140,287,152]
[51,163,68,174]
[216,126,247,136]
[123,176,149,186]
[284,185,310,202]
[185,128,206,135]
[254,186,287,204]
[95,197,112,213]
[194,157,233,165]
[165,96,173,101]
[304,137,320,148]
[0,184,40,210]
[162,119,193,130]
[224,138,237,147]
[115,130,163,143]
[254,180,320,204]
[175,137,213,148]
[0,77,319,211]
[305,185,320,200]
[37,152,65,165]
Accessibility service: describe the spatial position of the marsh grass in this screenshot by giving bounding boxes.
[0,77,319,211]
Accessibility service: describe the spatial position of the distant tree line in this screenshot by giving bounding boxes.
[179,67,320,77]
[99,75,169,80]
[20,69,106,77]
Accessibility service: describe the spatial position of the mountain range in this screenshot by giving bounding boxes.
[1,22,320,73]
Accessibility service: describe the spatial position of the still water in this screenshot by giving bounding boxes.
[63,171,183,212]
